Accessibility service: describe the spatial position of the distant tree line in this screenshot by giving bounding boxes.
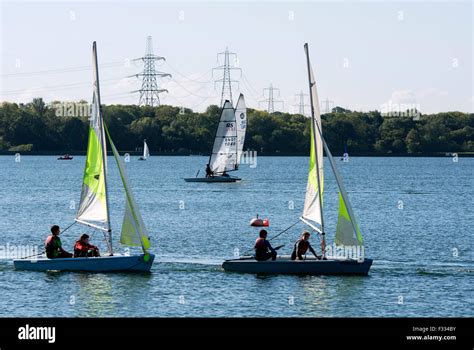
[0,98,473,155]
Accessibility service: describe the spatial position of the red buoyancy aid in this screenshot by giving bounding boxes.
[74,240,96,252]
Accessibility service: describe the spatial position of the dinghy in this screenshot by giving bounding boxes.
[184,94,247,183]
[14,42,154,272]
[138,140,150,160]
[222,44,372,275]
[223,256,372,275]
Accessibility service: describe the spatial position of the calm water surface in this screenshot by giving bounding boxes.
[0,155,472,317]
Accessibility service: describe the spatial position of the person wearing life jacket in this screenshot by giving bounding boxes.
[254,229,277,261]
[291,231,321,260]
[45,225,72,259]
[73,234,100,258]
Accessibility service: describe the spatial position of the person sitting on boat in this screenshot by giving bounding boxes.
[221,170,229,177]
[291,231,321,260]
[254,229,277,261]
[45,225,73,259]
[73,234,100,258]
[205,164,214,178]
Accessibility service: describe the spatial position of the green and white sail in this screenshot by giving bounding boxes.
[105,126,151,252]
[303,42,363,249]
[301,46,324,232]
[235,94,247,166]
[75,43,109,229]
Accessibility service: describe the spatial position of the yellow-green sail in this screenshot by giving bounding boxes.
[105,125,150,252]
[335,192,363,246]
[301,59,324,229]
[75,73,108,226]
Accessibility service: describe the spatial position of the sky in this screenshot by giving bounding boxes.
[0,0,472,113]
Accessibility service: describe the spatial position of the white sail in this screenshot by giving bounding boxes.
[143,140,150,159]
[106,127,151,252]
[235,94,247,166]
[301,46,324,231]
[209,100,238,174]
[76,42,109,229]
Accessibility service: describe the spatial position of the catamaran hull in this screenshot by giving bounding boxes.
[13,254,155,272]
[184,176,241,183]
[222,256,373,275]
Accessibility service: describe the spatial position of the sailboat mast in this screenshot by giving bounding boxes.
[93,41,113,255]
[304,43,325,238]
[235,109,239,170]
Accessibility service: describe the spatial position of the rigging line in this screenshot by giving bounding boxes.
[17,221,78,259]
[0,61,125,78]
[241,219,302,256]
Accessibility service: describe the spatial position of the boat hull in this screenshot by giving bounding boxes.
[13,253,155,272]
[184,175,241,183]
[222,256,372,275]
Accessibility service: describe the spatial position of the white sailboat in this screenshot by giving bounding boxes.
[222,44,372,275]
[138,140,150,160]
[14,42,154,272]
[185,94,247,182]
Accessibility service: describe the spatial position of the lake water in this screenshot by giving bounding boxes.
[0,155,472,317]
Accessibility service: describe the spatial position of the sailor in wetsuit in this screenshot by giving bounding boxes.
[291,231,321,260]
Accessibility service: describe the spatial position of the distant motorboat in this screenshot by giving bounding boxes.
[57,154,73,160]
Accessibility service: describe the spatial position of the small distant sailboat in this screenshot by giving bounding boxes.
[138,140,150,160]
[222,44,372,275]
[14,42,154,272]
[340,143,348,161]
[185,94,247,182]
